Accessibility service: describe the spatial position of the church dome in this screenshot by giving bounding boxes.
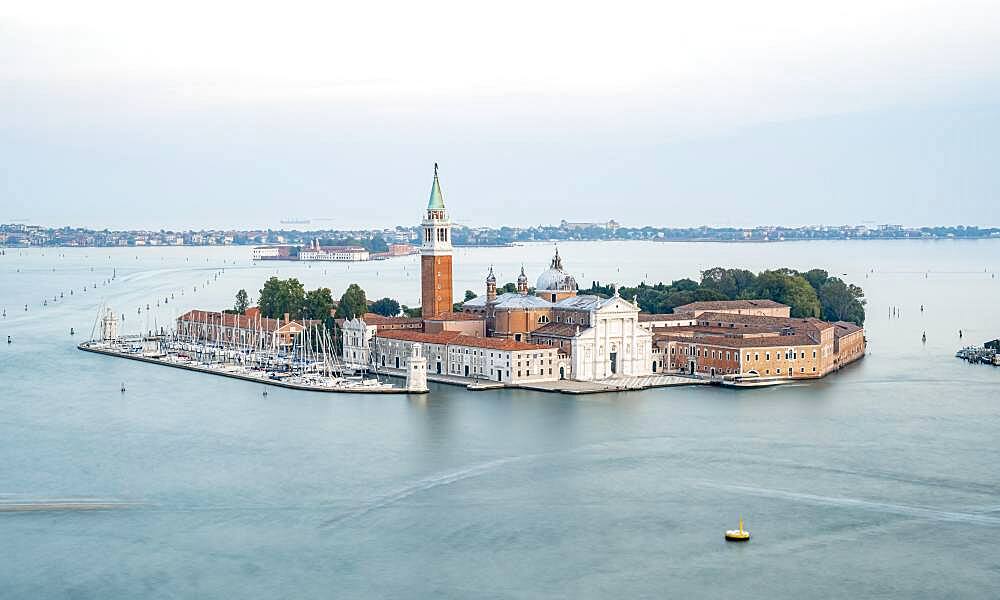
[536,248,578,291]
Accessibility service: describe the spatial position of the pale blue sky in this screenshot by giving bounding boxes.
[2,1,999,229]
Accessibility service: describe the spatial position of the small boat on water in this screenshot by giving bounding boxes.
[725,518,751,542]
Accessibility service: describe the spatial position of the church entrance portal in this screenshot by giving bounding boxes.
[609,352,617,375]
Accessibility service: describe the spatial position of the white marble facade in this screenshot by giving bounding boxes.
[569,295,653,381]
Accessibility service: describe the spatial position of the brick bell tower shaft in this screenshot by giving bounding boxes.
[420,163,453,317]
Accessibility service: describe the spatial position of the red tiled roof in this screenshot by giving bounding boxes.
[377,329,550,351]
[639,312,697,322]
[655,332,819,349]
[424,311,486,322]
[833,321,863,337]
[694,312,832,332]
[675,299,788,311]
[359,313,424,325]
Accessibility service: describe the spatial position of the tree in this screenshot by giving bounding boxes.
[803,269,829,292]
[303,287,335,320]
[701,267,756,299]
[452,290,478,311]
[818,278,866,325]
[751,271,821,318]
[370,297,401,317]
[671,278,700,292]
[335,283,369,319]
[234,289,249,314]
[500,282,517,293]
[402,305,422,318]
[258,277,306,319]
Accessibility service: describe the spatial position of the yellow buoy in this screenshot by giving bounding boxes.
[725,518,750,542]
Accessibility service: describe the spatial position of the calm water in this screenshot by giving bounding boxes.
[1,240,999,599]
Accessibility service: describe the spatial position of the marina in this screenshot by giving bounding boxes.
[955,343,1000,366]
[77,340,416,394]
[77,306,427,394]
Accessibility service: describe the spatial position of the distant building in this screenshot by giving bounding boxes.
[299,246,369,261]
[559,219,620,231]
[251,246,284,260]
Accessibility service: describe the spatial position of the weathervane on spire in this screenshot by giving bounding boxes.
[434,162,438,178]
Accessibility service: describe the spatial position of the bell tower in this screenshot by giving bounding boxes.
[486,266,497,303]
[420,163,453,317]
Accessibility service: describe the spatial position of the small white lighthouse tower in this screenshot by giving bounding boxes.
[406,343,429,393]
[100,307,119,342]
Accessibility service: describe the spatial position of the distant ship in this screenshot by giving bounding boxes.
[280,218,311,225]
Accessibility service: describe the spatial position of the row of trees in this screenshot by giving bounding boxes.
[582,267,866,325]
[229,278,416,323]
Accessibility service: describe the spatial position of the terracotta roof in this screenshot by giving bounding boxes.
[694,312,831,332]
[424,311,486,322]
[639,312,697,322]
[833,321,863,337]
[359,313,423,325]
[377,329,551,351]
[655,332,820,349]
[675,299,787,311]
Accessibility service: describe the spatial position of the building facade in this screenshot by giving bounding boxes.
[340,320,560,384]
[652,310,866,380]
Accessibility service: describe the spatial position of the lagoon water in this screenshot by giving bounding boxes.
[1,240,999,599]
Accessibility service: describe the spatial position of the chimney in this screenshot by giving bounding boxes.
[284,312,290,323]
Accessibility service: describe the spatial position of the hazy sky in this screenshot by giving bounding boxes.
[2,0,999,229]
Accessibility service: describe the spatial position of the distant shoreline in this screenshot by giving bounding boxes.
[4,222,998,249]
[4,237,1000,250]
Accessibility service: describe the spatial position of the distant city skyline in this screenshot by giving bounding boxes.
[3,1,999,229]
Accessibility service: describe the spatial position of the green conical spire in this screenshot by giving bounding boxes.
[427,162,445,210]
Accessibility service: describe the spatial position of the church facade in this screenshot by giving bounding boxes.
[463,248,654,380]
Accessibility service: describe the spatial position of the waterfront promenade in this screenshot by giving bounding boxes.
[374,365,708,394]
